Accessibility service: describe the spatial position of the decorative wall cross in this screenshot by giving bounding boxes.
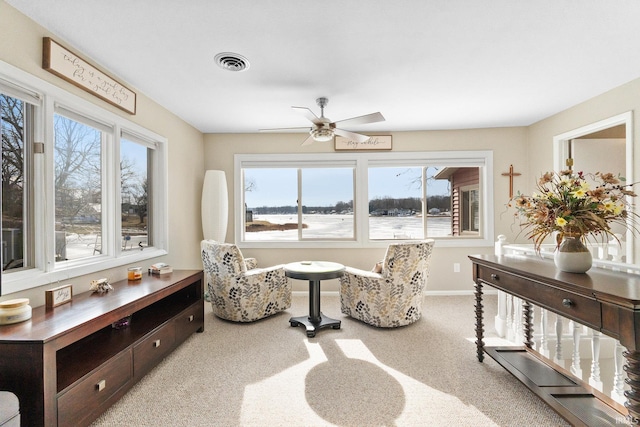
[501,164,521,198]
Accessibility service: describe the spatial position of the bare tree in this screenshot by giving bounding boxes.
[134,178,148,224]
[1,95,24,220]
[245,176,256,192]
[120,156,138,199]
[54,115,101,223]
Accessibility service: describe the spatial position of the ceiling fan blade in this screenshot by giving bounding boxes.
[292,106,323,126]
[259,126,310,132]
[334,112,385,128]
[300,134,316,146]
[334,128,370,143]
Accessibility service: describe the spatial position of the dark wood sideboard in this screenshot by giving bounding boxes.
[470,254,640,426]
[0,269,204,427]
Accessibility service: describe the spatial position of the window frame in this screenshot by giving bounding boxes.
[0,60,168,296]
[120,129,161,254]
[235,151,494,249]
[0,85,37,272]
[460,184,480,234]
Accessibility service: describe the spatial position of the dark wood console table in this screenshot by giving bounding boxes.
[470,254,640,426]
[0,270,204,427]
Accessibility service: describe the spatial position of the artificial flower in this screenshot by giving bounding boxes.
[510,170,638,252]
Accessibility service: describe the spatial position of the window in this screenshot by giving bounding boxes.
[368,167,424,240]
[244,167,297,241]
[120,134,152,252]
[54,112,105,262]
[301,167,354,239]
[1,91,35,271]
[461,187,479,233]
[235,151,493,248]
[242,165,355,241]
[0,62,168,296]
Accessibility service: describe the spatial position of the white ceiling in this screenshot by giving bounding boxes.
[7,0,640,135]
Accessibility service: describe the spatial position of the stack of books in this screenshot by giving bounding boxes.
[149,263,173,275]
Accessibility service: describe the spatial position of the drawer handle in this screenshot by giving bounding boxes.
[96,379,106,392]
[490,273,499,280]
[188,315,194,322]
[562,298,574,308]
[154,339,161,348]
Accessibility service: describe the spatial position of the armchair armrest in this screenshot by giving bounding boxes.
[241,265,290,292]
[245,264,285,275]
[343,266,384,280]
[244,257,258,270]
[243,264,288,281]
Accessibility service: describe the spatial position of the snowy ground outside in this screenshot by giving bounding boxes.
[245,214,451,240]
[59,214,450,260]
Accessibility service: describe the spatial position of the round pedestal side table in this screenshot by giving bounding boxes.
[284,261,345,338]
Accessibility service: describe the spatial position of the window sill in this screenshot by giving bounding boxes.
[2,247,167,296]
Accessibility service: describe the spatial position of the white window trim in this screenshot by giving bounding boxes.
[0,60,168,296]
[234,151,494,249]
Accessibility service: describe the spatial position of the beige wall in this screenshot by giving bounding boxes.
[204,127,528,292]
[206,79,640,291]
[5,0,640,301]
[527,77,640,263]
[0,2,205,305]
[528,78,640,188]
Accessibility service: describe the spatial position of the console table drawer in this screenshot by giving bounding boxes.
[133,323,176,378]
[58,348,132,426]
[478,266,601,329]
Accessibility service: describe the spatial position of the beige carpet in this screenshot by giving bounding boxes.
[91,294,569,426]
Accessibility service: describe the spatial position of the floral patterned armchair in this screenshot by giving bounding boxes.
[339,240,435,328]
[201,240,291,322]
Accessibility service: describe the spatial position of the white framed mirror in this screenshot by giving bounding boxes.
[553,111,634,264]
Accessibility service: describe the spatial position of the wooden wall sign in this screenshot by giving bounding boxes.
[335,135,392,151]
[42,37,137,114]
[45,284,73,308]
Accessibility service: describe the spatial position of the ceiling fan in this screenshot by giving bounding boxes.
[260,97,385,146]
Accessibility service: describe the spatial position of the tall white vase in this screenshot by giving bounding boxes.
[201,170,228,242]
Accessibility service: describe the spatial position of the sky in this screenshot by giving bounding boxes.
[244,167,450,208]
[121,138,147,182]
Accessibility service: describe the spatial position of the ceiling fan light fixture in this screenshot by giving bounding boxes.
[311,127,334,142]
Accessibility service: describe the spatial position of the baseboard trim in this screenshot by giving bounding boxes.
[294,289,499,297]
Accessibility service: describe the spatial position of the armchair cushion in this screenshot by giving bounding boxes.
[244,257,258,270]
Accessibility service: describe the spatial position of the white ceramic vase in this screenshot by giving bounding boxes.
[553,235,592,273]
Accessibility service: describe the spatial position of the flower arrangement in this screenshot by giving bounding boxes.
[510,170,638,251]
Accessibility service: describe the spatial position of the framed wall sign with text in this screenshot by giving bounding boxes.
[335,135,392,151]
[42,37,137,114]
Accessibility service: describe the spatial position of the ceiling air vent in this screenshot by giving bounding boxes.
[214,52,250,72]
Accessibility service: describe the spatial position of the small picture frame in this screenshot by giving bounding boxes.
[46,284,73,308]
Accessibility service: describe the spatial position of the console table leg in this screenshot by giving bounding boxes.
[475,280,484,362]
[623,349,640,425]
[523,301,533,349]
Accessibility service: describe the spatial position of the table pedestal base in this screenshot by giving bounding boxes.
[289,313,340,338]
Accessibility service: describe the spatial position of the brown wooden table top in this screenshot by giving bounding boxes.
[0,269,203,343]
[469,254,640,309]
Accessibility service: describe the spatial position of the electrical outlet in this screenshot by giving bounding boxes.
[453,263,460,273]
